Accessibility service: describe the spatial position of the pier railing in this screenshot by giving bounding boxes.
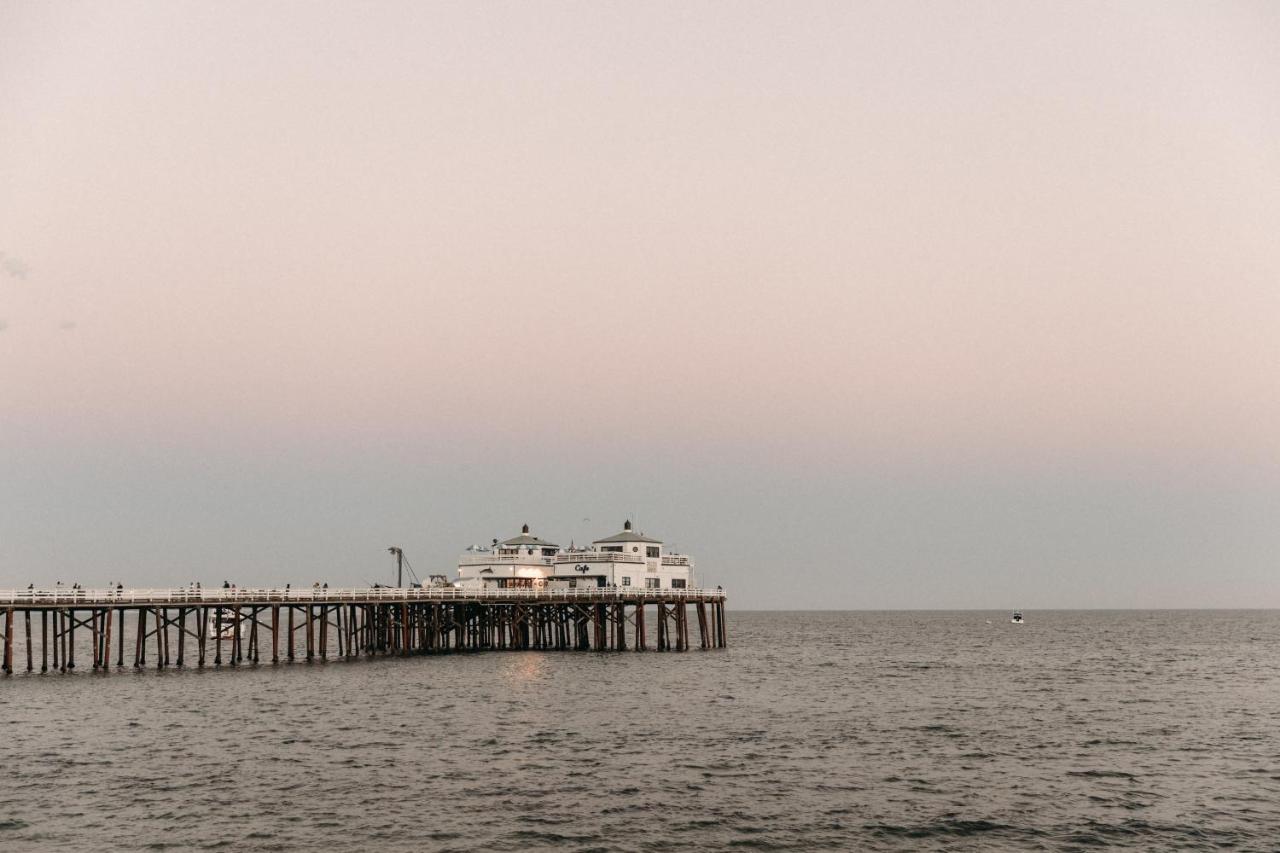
[0,586,727,606]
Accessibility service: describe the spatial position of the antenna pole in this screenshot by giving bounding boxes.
[388,547,404,587]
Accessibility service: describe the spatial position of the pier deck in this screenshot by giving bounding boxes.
[0,587,727,674]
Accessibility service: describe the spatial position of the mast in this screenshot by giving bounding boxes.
[387,547,404,587]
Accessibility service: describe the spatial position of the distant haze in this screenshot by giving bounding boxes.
[1,2,1277,608]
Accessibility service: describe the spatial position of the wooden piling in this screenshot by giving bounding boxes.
[134,608,146,669]
[175,608,185,667]
[231,606,242,666]
[3,607,12,674]
[102,607,112,671]
[155,608,165,669]
[197,606,207,667]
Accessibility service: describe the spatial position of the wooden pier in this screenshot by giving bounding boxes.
[0,587,727,674]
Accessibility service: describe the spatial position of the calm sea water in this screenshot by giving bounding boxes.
[2,610,1278,851]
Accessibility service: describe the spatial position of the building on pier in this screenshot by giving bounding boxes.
[454,521,694,591]
[455,524,559,590]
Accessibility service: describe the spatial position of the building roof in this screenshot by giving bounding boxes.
[593,519,662,545]
[500,524,559,548]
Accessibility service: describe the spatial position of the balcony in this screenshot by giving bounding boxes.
[552,552,644,565]
[458,555,553,567]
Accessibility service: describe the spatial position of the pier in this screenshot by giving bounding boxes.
[0,586,727,674]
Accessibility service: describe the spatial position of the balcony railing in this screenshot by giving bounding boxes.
[457,555,554,566]
[552,553,644,565]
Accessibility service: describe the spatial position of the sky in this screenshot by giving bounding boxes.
[1,1,1278,608]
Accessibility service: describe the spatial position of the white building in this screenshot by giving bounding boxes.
[455,524,558,589]
[454,520,694,591]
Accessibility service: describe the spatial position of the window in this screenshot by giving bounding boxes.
[568,578,576,588]
[499,578,534,589]
[620,577,631,587]
[602,546,623,553]
[646,577,660,589]
[632,546,639,552]
[671,578,687,589]
[646,546,660,559]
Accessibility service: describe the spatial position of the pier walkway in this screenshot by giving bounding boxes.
[0,586,728,674]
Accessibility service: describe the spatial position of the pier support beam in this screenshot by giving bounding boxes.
[3,607,12,674]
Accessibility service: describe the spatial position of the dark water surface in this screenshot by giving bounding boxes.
[3,610,1279,851]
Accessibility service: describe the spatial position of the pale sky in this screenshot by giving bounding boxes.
[2,1,1278,607]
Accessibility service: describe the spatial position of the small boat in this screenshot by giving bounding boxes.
[207,608,243,640]
[1010,611,1024,624]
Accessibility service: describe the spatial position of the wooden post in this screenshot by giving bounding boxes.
[41,610,48,672]
[135,608,146,668]
[197,607,207,667]
[90,608,100,669]
[214,608,222,666]
[2,608,12,674]
[155,608,165,669]
[176,608,185,667]
[271,606,280,663]
[250,607,260,663]
[231,606,241,666]
[117,608,125,667]
[25,610,33,672]
[102,607,112,671]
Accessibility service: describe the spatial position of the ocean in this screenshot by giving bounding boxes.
[2,610,1277,851]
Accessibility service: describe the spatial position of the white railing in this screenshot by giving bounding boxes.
[660,555,691,566]
[0,586,727,605]
[552,553,644,564]
[457,555,554,566]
